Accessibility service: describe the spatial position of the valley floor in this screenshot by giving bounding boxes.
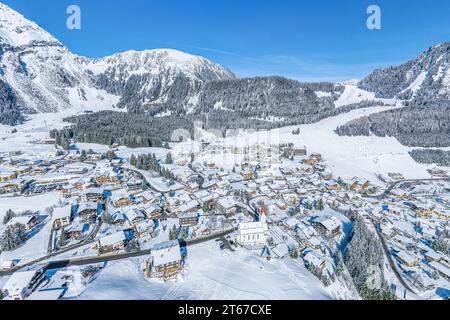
[0,102,448,301]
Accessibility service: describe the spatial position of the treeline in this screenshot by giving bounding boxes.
[409,149,450,167]
[335,106,450,148]
[48,76,389,150]
[52,98,386,149]
[130,153,175,180]
[52,111,196,148]
[0,79,24,126]
[195,77,338,121]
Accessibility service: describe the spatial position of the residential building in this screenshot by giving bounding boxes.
[98,231,128,254]
[52,206,72,229]
[148,240,183,280]
[2,269,44,300]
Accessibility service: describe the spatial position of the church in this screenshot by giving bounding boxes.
[237,204,269,247]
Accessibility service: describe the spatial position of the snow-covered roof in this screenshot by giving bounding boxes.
[193,190,210,200]
[140,191,156,201]
[178,200,199,213]
[52,206,72,220]
[112,211,126,222]
[125,208,145,222]
[171,166,197,178]
[179,211,199,219]
[238,221,268,235]
[8,215,35,226]
[298,226,317,239]
[424,250,443,261]
[99,231,126,247]
[216,196,236,209]
[151,240,182,267]
[314,215,341,232]
[303,251,325,269]
[110,190,130,201]
[77,202,98,213]
[0,260,17,269]
[429,261,450,278]
[272,244,289,258]
[308,236,322,248]
[284,218,299,229]
[142,204,161,214]
[2,270,39,297]
[66,223,84,233]
[396,251,419,265]
[81,187,103,195]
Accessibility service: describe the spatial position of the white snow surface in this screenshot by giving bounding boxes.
[0,2,59,47]
[78,243,332,300]
[335,84,377,108]
[197,104,440,183]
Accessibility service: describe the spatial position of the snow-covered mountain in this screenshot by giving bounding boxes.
[2,1,449,130]
[0,2,235,124]
[0,2,122,120]
[86,49,235,113]
[359,42,450,106]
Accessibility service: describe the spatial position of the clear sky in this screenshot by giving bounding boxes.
[2,0,450,81]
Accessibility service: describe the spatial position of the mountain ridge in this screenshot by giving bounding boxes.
[358,41,450,106]
[0,2,449,129]
[0,2,236,123]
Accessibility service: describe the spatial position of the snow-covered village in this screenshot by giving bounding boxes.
[0,0,449,305]
[0,117,449,300]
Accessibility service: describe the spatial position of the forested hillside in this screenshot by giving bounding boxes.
[335,106,450,148]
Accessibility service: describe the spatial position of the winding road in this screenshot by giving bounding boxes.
[370,220,416,296]
[367,177,450,200]
[0,228,236,277]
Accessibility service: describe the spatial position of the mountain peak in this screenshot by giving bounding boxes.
[0,1,60,47]
[93,48,236,80]
[103,48,214,69]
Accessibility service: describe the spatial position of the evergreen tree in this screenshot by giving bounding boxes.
[3,209,15,225]
[165,152,174,164]
[102,213,114,225]
[58,227,67,248]
[0,224,27,251]
[316,199,325,211]
[343,214,388,297]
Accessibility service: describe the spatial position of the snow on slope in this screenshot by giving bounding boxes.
[401,71,427,97]
[0,2,59,46]
[335,84,376,107]
[359,42,450,103]
[87,49,234,81]
[214,104,435,183]
[78,243,332,300]
[282,109,434,181]
[0,192,60,264]
[0,2,122,114]
[334,83,395,108]
[85,48,236,111]
[0,3,234,118]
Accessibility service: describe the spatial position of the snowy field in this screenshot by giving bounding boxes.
[1,98,441,186]
[0,192,60,224]
[78,242,332,300]
[213,105,439,183]
[77,143,170,161]
[0,193,61,264]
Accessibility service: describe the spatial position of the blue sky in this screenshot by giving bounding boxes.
[3,0,450,81]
